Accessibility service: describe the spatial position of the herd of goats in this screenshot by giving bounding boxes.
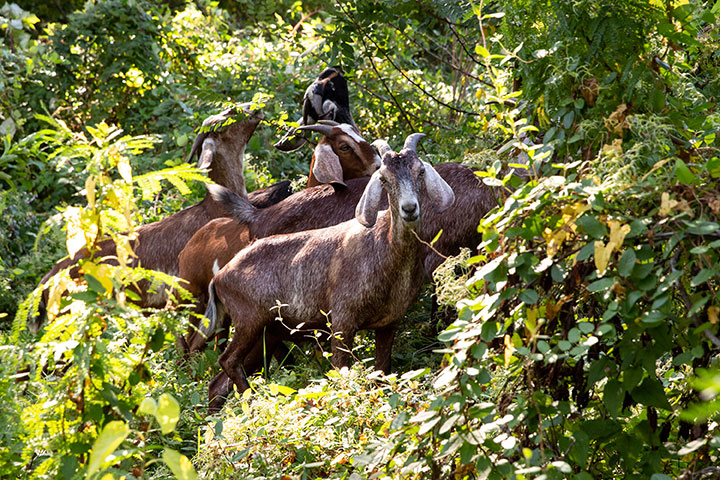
[32,68,506,411]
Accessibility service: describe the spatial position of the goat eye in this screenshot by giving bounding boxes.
[418,167,426,177]
[339,143,351,151]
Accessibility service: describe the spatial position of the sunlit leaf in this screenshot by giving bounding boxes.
[162,448,197,480]
[155,393,180,434]
[87,421,129,477]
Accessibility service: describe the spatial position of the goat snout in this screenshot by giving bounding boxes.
[400,201,419,222]
[372,155,382,171]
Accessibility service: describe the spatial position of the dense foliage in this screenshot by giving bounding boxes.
[1,0,719,478]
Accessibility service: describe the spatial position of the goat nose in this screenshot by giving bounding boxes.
[401,202,419,220]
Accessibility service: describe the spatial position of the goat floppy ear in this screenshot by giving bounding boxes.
[312,144,346,186]
[197,137,217,170]
[355,171,384,227]
[422,162,455,213]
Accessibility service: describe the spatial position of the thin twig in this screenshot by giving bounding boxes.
[289,9,319,37]
[345,77,453,130]
[387,20,493,87]
[336,2,482,117]
[412,230,448,260]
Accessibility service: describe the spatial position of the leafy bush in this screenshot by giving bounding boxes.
[194,365,436,479]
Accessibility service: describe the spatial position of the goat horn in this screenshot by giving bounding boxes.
[296,124,334,137]
[317,119,340,126]
[403,133,426,152]
[372,139,393,158]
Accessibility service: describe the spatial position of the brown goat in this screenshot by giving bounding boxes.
[31,107,292,330]
[204,134,456,410]
[200,160,498,408]
[178,123,381,350]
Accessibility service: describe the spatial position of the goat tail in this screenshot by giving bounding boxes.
[206,183,259,223]
[200,280,221,341]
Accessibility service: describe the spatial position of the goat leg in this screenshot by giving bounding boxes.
[208,371,234,413]
[374,325,397,374]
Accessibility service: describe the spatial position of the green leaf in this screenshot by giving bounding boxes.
[650,474,673,480]
[691,268,714,286]
[163,448,198,480]
[617,249,636,277]
[155,393,180,434]
[588,277,614,292]
[138,397,157,416]
[519,289,538,304]
[576,215,606,238]
[675,158,697,184]
[84,274,105,294]
[707,157,720,178]
[641,310,666,324]
[631,377,671,410]
[87,421,130,477]
[604,379,623,417]
[459,440,475,465]
[569,430,589,468]
[685,220,719,235]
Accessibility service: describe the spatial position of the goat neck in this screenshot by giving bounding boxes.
[191,106,263,197]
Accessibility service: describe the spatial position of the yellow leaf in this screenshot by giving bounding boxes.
[87,421,130,477]
[114,235,136,267]
[46,271,72,320]
[608,220,631,247]
[86,175,97,210]
[162,448,197,480]
[117,156,133,183]
[709,306,719,325]
[594,240,613,276]
[138,397,158,416]
[526,307,537,334]
[155,393,180,435]
[659,192,678,217]
[82,261,113,295]
[503,334,515,367]
[63,207,85,258]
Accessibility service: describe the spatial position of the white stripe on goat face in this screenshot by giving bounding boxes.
[337,124,364,144]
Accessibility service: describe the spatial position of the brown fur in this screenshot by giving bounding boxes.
[306,124,380,187]
[31,109,291,330]
[181,163,494,350]
[205,144,455,410]
[192,162,496,411]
